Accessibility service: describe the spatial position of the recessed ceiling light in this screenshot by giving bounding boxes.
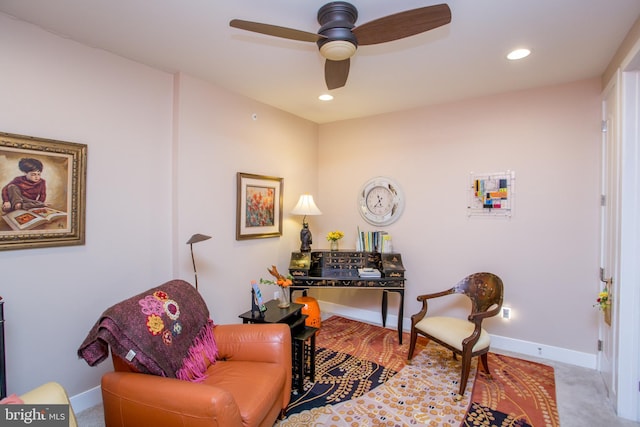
[318,94,334,101]
[507,48,531,60]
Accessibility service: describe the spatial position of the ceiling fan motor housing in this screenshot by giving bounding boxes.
[317,1,358,60]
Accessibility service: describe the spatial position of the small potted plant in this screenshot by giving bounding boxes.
[326,230,344,251]
[260,265,293,308]
[594,288,610,311]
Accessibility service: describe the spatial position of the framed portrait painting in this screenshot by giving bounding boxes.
[236,172,283,240]
[0,132,87,250]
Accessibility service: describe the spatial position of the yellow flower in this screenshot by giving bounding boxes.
[146,314,165,335]
[594,289,610,311]
[327,230,344,241]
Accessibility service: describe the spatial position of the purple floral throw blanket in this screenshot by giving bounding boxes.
[78,279,218,382]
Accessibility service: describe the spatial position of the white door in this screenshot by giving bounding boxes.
[617,66,640,421]
[599,77,620,403]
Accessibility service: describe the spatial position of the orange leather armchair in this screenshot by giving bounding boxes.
[101,323,291,427]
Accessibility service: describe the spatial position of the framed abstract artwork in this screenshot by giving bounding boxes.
[0,132,87,250]
[236,172,283,240]
[467,170,515,217]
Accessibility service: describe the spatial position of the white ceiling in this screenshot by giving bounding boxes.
[1,0,639,124]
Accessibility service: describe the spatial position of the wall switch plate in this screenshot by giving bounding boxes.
[501,307,511,319]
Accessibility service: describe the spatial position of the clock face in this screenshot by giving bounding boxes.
[358,177,405,226]
[366,186,394,216]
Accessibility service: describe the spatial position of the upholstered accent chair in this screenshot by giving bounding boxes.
[20,382,78,427]
[78,280,292,427]
[102,323,291,427]
[407,272,504,399]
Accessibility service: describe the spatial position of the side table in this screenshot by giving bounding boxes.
[292,326,318,393]
[238,299,312,393]
[238,299,306,328]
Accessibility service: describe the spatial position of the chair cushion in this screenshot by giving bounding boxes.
[415,316,490,352]
[20,382,78,427]
[204,360,285,427]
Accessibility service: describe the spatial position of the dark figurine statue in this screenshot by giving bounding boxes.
[300,222,312,252]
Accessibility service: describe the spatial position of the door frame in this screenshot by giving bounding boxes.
[602,47,640,420]
[617,63,640,421]
[599,75,619,405]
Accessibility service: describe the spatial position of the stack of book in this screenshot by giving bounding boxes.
[356,228,393,253]
[357,268,381,278]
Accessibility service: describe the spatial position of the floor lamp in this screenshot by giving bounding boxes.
[186,234,212,290]
[0,297,5,399]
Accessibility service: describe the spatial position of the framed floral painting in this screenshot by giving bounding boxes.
[0,132,87,250]
[236,172,283,240]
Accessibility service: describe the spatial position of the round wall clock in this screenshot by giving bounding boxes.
[358,176,405,226]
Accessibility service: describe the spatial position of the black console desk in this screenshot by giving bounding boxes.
[288,250,406,343]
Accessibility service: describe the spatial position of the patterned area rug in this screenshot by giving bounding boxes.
[280,316,559,427]
[286,315,423,415]
[465,353,560,426]
[286,347,397,414]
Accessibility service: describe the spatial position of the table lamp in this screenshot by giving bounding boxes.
[291,194,322,252]
[186,233,212,290]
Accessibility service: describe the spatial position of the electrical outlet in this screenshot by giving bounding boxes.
[501,307,511,319]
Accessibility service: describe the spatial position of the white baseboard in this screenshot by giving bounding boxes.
[318,300,597,369]
[489,334,596,369]
[69,385,102,414]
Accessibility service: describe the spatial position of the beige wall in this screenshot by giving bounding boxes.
[603,14,640,84]
[0,13,174,399]
[172,73,319,324]
[0,13,317,405]
[314,79,602,355]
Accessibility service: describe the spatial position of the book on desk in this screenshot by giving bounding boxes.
[358,268,381,278]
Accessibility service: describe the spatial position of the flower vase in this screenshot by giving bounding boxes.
[278,287,290,308]
[330,240,339,251]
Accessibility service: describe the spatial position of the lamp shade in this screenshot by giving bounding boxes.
[186,234,211,291]
[291,195,322,216]
[186,233,212,245]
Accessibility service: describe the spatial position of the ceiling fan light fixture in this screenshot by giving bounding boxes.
[319,94,334,101]
[507,48,531,60]
[319,40,357,61]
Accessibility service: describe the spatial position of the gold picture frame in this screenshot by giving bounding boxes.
[0,132,87,250]
[236,172,283,240]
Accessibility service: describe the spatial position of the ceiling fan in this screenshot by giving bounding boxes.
[230,2,452,90]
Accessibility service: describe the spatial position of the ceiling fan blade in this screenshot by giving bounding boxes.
[352,3,451,46]
[230,19,325,43]
[325,59,350,90]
